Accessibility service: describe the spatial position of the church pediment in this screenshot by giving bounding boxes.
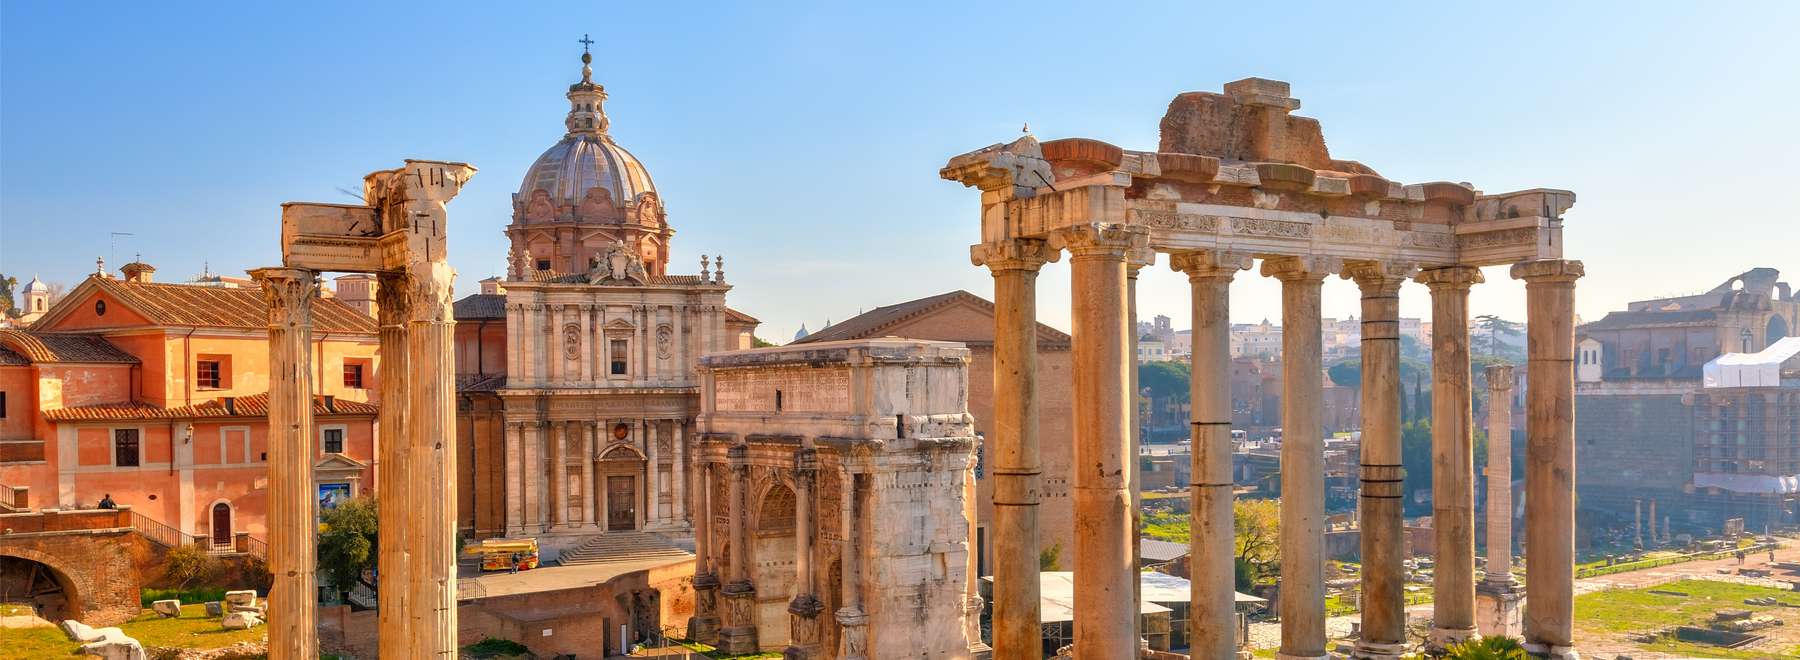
[314,454,367,470]
[603,318,637,331]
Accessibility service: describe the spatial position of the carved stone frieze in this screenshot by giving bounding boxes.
[1458,227,1540,250]
[1229,216,1311,239]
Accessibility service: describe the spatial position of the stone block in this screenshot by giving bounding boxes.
[60,620,122,643]
[151,599,182,618]
[204,601,223,617]
[78,636,147,660]
[222,611,263,630]
[223,589,257,606]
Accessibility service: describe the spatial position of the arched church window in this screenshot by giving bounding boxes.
[758,484,796,533]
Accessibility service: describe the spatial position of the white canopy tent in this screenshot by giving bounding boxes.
[1703,336,1800,388]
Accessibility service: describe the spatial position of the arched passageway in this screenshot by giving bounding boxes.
[0,554,81,622]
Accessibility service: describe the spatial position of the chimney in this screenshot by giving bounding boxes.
[323,395,337,414]
[121,261,156,283]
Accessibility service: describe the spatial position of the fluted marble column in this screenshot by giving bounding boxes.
[1346,261,1414,659]
[689,462,721,643]
[403,259,460,655]
[1263,255,1335,660]
[720,445,758,654]
[1055,223,1147,660]
[970,238,1056,660]
[786,448,824,658]
[374,271,412,656]
[1477,363,1523,638]
[1513,259,1584,659]
[1418,265,1483,648]
[1173,250,1252,659]
[253,267,318,660]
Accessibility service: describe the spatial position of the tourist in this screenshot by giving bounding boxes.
[97,494,116,509]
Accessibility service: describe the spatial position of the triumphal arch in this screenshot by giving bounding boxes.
[944,78,1582,659]
[257,159,476,658]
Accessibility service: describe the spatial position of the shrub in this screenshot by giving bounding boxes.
[1442,636,1528,660]
[463,637,531,657]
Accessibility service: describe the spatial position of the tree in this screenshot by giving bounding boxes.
[1137,361,1191,402]
[1475,315,1525,359]
[1401,419,1433,514]
[1234,499,1280,584]
[1039,543,1062,571]
[318,497,379,599]
[751,336,776,348]
[163,543,219,591]
[0,273,17,318]
[1327,358,1361,388]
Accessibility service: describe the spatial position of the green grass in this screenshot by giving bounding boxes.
[1575,578,1800,635]
[141,586,231,608]
[1,603,34,616]
[1142,511,1190,544]
[0,603,266,659]
[671,638,784,659]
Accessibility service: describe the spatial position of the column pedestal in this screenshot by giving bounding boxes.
[719,583,759,655]
[835,608,869,660]
[1475,582,1524,640]
[689,573,722,644]
[784,595,825,659]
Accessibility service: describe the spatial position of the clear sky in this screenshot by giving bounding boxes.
[3,2,1795,340]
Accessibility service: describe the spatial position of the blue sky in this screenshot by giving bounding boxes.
[3,2,1796,341]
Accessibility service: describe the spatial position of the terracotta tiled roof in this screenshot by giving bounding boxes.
[43,392,377,422]
[0,330,139,364]
[88,276,376,333]
[453,294,506,320]
[790,290,1071,347]
[0,347,28,366]
[724,308,760,325]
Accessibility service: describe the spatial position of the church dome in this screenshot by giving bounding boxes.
[515,48,655,209]
[24,275,47,293]
[518,134,655,206]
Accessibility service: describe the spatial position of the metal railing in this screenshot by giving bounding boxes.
[127,509,201,549]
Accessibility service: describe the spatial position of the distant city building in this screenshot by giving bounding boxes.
[1575,267,1800,535]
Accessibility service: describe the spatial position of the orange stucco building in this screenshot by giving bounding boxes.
[0,263,380,545]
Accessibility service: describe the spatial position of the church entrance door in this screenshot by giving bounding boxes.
[607,476,636,531]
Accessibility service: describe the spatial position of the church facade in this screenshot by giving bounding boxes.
[454,51,759,543]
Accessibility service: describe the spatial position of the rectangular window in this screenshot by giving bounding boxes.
[114,429,141,467]
[322,428,345,454]
[610,339,628,375]
[197,360,222,389]
[343,363,365,389]
[536,259,552,271]
[0,391,6,418]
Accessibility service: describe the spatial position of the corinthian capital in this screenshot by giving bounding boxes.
[1341,260,1418,295]
[1170,250,1253,280]
[970,238,1060,272]
[1510,259,1584,284]
[1415,265,1485,291]
[1049,223,1148,260]
[1259,255,1340,282]
[407,261,457,323]
[250,267,319,325]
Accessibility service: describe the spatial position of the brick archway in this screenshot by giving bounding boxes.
[0,531,140,625]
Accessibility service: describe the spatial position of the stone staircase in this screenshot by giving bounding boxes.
[558,532,691,567]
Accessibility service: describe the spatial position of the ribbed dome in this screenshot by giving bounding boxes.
[517,134,655,206]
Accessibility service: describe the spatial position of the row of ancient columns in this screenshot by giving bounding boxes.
[502,417,688,534]
[974,225,1583,660]
[257,262,459,659]
[688,445,866,659]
